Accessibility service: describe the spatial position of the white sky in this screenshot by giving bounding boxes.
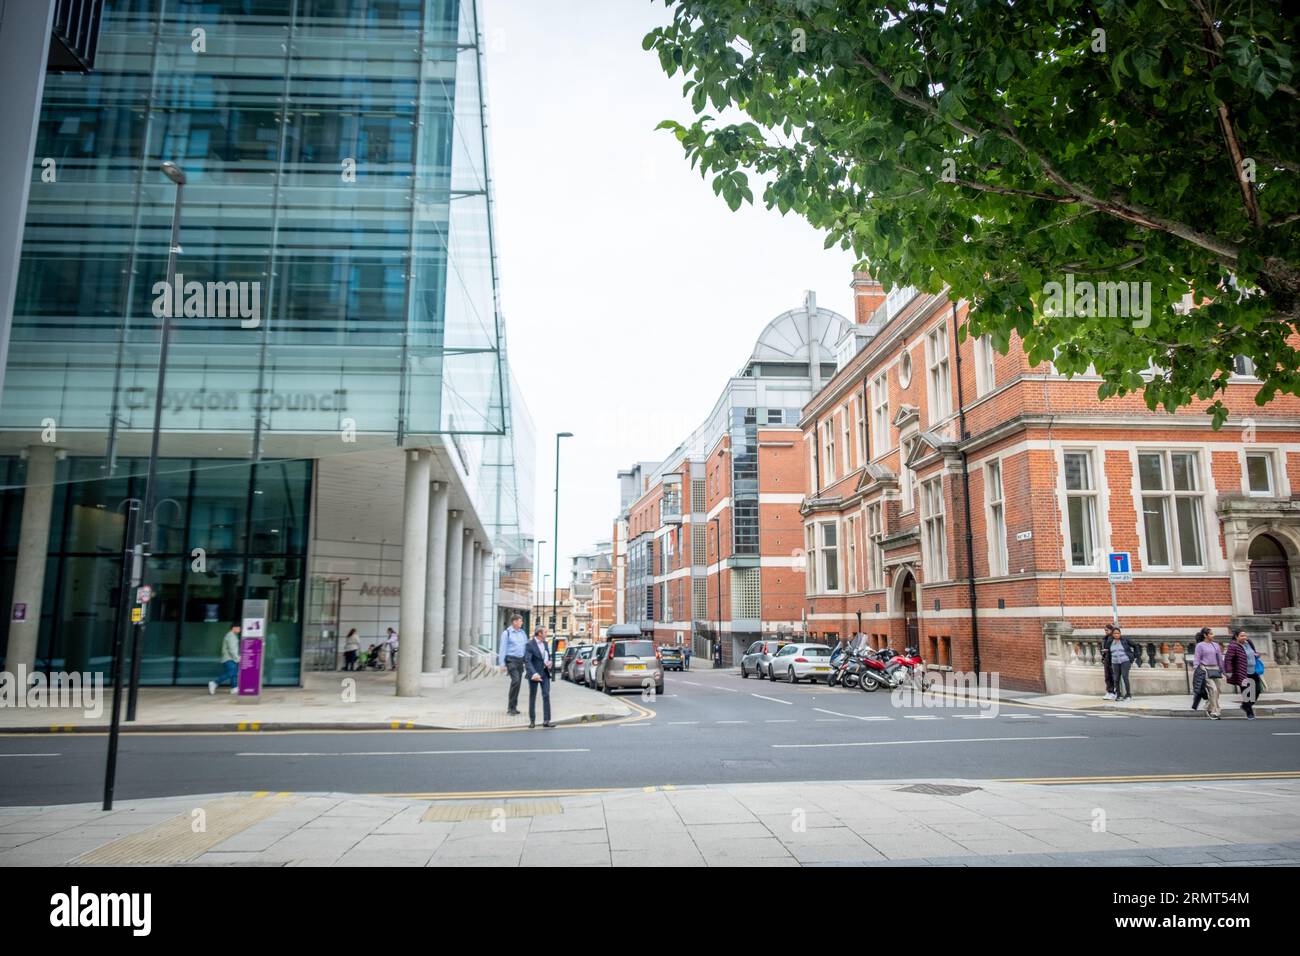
[484,0,857,584]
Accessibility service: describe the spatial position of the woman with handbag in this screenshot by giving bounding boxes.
[1223,629,1257,720]
[1190,628,1223,719]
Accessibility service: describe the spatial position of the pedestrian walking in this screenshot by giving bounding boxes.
[1224,628,1258,720]
[208,623,241,695]
[683,643,692,670]
[524,626,554,728]
[1107,625,1138,701]
[498,612,528,715]
[386,627,399,669]
[342,628,360,671]
[1189,627,1223,719]
[1100,622,1117,700]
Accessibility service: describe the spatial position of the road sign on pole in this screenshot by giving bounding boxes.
[1106,552,1131,625]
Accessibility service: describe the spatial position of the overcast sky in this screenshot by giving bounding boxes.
[484,0,857,584]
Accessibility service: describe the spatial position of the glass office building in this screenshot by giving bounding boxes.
[0,0,527,685]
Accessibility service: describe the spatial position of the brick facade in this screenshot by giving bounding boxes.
[800,274,1300,691]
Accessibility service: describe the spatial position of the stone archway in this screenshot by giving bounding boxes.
[894,566,919,649]
[1249,533,1294,615]
[1221,501,1300,618]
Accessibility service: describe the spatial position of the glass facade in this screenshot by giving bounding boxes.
[0,0,526,683]
[0,455,309,684]
[2,0,503,446]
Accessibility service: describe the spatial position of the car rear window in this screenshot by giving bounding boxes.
[802,646,831,657]
[613,641,656,658]
[578,647,593,658]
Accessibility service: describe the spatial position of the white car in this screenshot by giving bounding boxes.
[768,643,835,684]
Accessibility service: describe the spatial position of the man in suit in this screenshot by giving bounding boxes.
[524,626,555,728]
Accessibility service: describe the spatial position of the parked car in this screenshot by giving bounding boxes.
[595,624,664,695]
[768,642,835,684]
[660,646,685,671]
[567,645,594,684]
[559,645,582,682]
[739,639,790,679]
[584,644,607,686]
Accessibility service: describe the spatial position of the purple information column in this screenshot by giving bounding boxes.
[237,638,264,697]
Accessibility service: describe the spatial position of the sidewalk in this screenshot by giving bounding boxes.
[0,671,641,733]
[1015,690,1300,717]
[3,777,1298,867]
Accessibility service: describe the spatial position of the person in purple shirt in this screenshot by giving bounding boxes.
[1190,627,1224,719]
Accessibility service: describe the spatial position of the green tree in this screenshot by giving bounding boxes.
[645,0,1299,424]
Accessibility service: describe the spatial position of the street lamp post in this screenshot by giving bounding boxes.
[105,162,185,809]
[551,432,572,663]
[533,538,546,629]
[542,574,551,629]
[710,515,723,669]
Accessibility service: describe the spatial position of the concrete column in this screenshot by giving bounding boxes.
[442,510,464,671]
[481,549,495,648]
[470,541,483,650]
[7,446,57,674]
[0,0,56,397]
[396,450,430,697]
[458,531,474,674]
[423,480,449,673]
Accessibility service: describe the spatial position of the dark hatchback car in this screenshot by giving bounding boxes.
[660,646,685,671]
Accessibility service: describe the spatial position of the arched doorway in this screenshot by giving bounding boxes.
[899,569,918,648]
[1249,534,1293,615]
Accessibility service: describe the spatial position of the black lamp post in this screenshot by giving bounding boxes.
[551,432,572,663]
[105,161,185,809]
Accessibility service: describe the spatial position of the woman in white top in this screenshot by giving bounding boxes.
[342,628,361,671]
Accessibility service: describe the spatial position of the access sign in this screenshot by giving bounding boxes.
[1107,552,1132,584]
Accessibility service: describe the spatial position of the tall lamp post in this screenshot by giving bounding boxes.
[710,515,723,669]
[533,538,546,630]
[105,161,185,809]
[551,432,573,663]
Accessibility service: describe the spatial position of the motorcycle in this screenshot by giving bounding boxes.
[859,645,929,692]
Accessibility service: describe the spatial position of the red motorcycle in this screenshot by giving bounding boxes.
[859,645,930,692]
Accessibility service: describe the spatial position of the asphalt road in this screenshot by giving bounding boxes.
[3,670,1299,806]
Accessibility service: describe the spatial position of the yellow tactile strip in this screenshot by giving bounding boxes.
[421,800,563,822]
[74,793,300,865]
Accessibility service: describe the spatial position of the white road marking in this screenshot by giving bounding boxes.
[903,715,943,720]
[954,714,997,719]
[750,693,793,706]
[815,718,849,722]
[773,735,1088,749]
[679,681,705,687]
[1047,714,1090,718]
[668,720,699,725]
[1274,732,1300,736]
[717,720,748,724]
[814,707,891,721]
[237,749,591,757]
[1092,714,1131,719]
[765,719,798,723]
[1007,714,1041,719]
[0,753,60,757]
[710,685,741,693]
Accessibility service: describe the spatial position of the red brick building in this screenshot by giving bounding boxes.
[800,273,1300,692]
[615,297,852,664]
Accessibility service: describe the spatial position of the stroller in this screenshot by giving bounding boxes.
[361,644,385,670]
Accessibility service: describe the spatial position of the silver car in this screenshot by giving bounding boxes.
[567,645,594,684]
[583,644,606,686]
[768,643,835,684]
[596,636,664,695]
[739,639,789,679]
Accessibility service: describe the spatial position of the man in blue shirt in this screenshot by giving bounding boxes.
[498,613,528,715]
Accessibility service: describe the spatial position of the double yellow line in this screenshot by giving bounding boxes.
[998,769,1300,785]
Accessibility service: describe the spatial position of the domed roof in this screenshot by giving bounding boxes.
[747,304,851,368]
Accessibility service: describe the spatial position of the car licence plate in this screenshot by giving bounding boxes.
[625,664,646,670]
[814,666,830,672]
